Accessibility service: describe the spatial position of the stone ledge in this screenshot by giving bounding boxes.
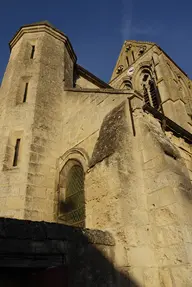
[65,88,133,94]
[0,217,115,246]
[0,218,115,269]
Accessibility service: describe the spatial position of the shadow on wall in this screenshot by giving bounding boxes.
[0,218,140,287]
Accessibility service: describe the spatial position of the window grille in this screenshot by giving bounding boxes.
[59,163,85,227]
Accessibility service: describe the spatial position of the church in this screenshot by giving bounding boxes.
[0,21,192,286]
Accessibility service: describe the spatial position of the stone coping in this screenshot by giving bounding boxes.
[0,218,115,268]
[65,87,134,94]
[0,217,115,246]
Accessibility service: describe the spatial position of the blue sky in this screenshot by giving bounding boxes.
[0,0,192,83]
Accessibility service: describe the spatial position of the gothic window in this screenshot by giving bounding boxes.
[58,161,85,227]
[149,80,159,109]
[141,70,161,110]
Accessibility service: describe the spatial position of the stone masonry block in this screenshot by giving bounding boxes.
[127,246,156,268]
[6,197,25,210]
[156,244,188,267]
[159,268,173,287]
[183,225,192,243]
[149,204,180,226]
[113,242,128,267]
[147,186,176,210]
[170,264,192,286]
[143,267,161,287]
[145,171,169,194]
[151,224,184,247]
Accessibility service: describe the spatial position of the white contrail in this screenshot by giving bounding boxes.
[121,0,133,40]
[121,0,160,41]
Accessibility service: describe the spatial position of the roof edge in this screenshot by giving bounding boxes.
[155,44,188,78]
[76,64,112,89]
[9,21,77,63]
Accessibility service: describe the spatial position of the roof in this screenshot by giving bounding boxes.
[76,64,112,89]
[110,40,189,84]
[9,20,77,62]
[20,20,67,38]
[126,40,188,78]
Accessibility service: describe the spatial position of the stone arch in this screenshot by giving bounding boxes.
[120,76,133,90]
[132,63,153,91]
[56,148,89,227]
[58,148,89,173]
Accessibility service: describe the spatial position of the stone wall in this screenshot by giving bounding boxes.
[0,22,192,286]
[0,217,140,287]
[82,97,192,286]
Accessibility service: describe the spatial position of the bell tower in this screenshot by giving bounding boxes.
[0,21,76,221]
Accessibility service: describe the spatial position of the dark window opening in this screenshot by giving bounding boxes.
[141,71,161,111]
[143,85,150,106]
[59,164,85,227]
[30,45,35,59]
[126,56,129,67]
[23,83,28,102]
[132,51,135,62]
[143,74,149,82]
[13,139,21,167]
[149,80,159,109]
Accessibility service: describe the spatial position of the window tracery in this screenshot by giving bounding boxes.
[140,69,161,110]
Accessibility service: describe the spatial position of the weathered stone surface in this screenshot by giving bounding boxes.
[0,217,115,245]
[143,267,161,287]
[89,101,127,167]
[0,21,191,286]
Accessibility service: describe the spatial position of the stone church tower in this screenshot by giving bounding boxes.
[0,21,192,285]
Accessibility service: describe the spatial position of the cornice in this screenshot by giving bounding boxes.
[9,23,77,63]
[124,40,155,46]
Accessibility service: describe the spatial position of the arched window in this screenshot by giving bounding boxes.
[124,80,132,90]
[120,77,133,90]
[140,70,161,110]
[58,160,85,227]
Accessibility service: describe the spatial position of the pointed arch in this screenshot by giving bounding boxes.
[133,64,161,110]
[120,76,133,90]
